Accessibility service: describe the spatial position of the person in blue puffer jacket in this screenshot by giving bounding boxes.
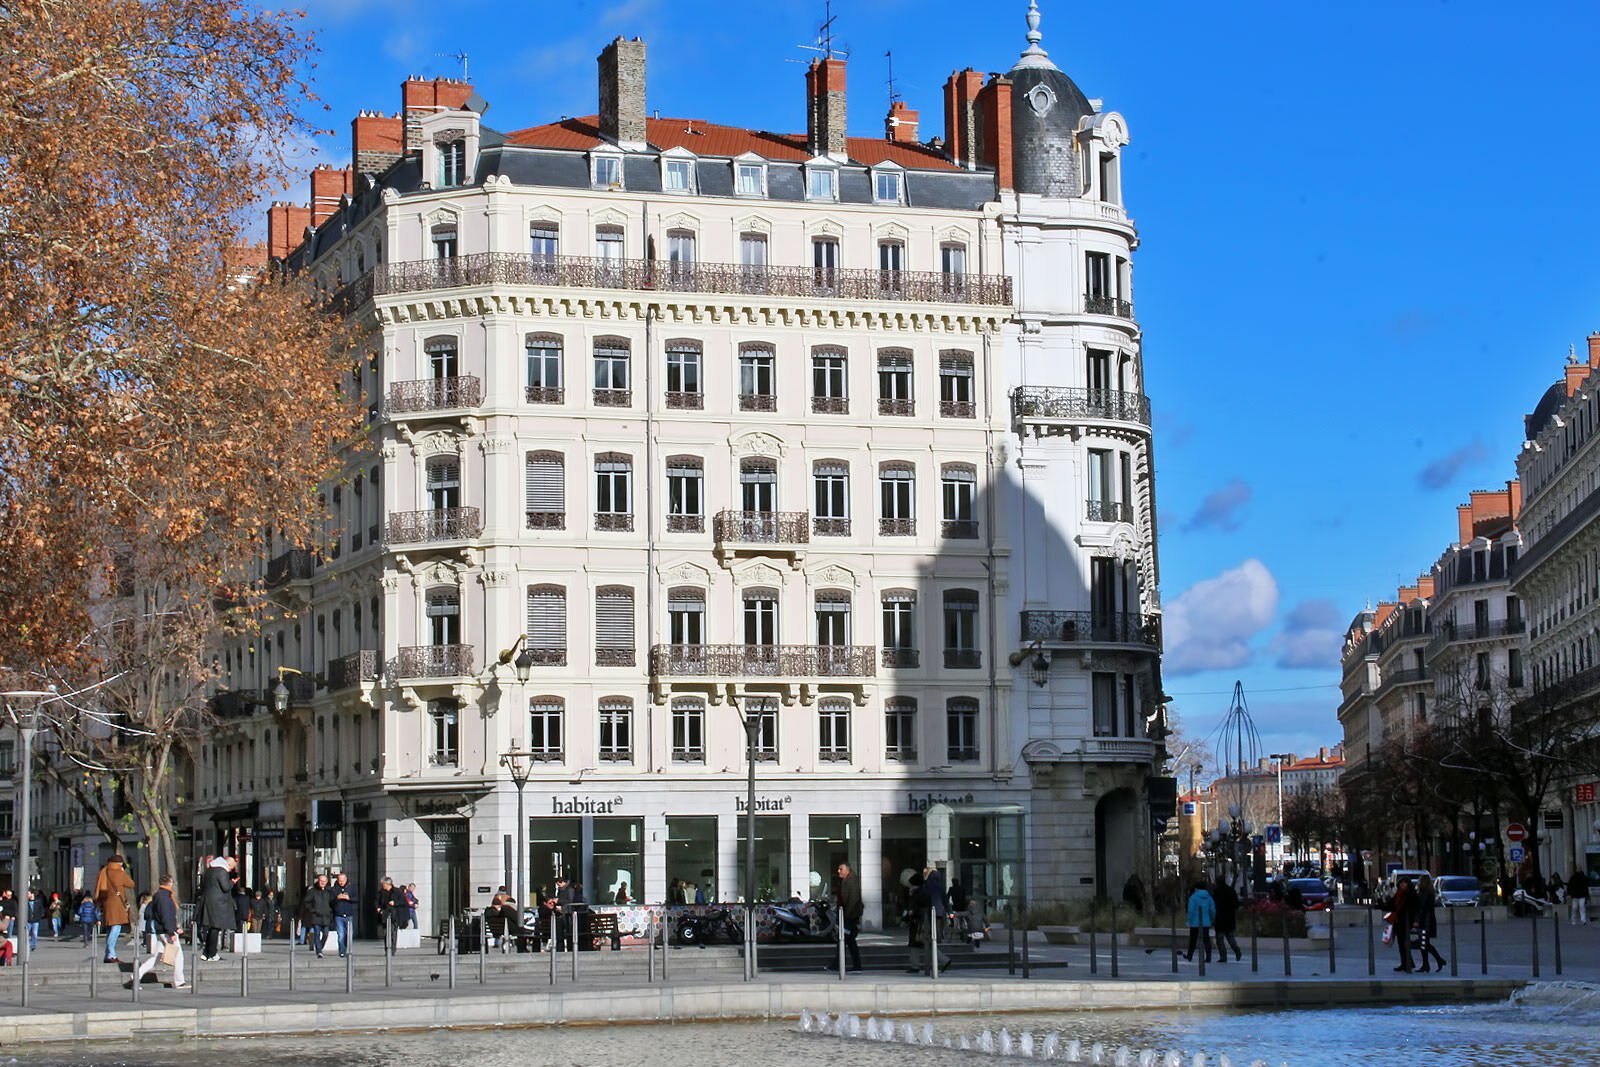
[1184,881,1216,963]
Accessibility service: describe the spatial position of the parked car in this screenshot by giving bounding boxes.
[1437,875,1484,907]
[1374,869,1432,909]
[1285,877,1331,910]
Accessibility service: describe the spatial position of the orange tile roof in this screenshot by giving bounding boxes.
[505,115,961,171]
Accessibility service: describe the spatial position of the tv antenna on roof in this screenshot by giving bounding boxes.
[436,50,469,81]
[798,0,849,61]
[885,50,901,108]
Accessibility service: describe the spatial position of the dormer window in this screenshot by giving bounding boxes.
[873,169,903,204]
[592,153,623,190]
[806,164,838,202]
[735,161,767,197]
[439,139,467,187]
[663,158,695,194]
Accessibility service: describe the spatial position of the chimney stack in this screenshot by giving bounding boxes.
[806,57,848,158]
[885,100,920,144]
[309,164,353,228]
[402,76,476,152]
[943,69,983,168]
[598,37,648,148]
[266,202,312,261]
[352,111,404,174]
[976,74,1014,191]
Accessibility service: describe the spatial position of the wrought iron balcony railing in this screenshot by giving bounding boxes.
[813,517,851,537]
[649,644,877,678]
[740,393,777,412]
[713,510,810,546]
[1084,499,1134,524]
[387,507,482,545]
[944,649,982,669]
[264,548,315,587]
[940,399,976,419]
[941,519,980,540]
[594,512,634,532]
[594,388,632,407]
[878,398,915,416]
[525,385,565,405]
[881,648,921,668]
[665,390,703,410]
[1084,293,1134,318]
[385,375,482,415]
[1426,617,1525,657]
[526,510,566,530]
[393,644,474,679]
[812,396,849,414]
[327,650,378,691]
[595,647,636,667]
[1011,386,1152,427]
[666,514,704,533]
[880,517,916,537]
[1020,610,1161,648]
[343,253,1013,307]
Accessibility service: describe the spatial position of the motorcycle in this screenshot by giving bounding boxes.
[768,897,836,942]
[675,907,742,946]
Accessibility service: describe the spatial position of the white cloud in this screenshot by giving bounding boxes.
[1162,559,1279,675]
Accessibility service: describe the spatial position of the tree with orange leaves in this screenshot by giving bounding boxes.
[0,0,357,882]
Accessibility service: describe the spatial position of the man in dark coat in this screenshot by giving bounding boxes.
[375,876,408,952]
[834,862,863,972]
[193,856,234,961]
[1211,879,1242,962]
[300,874,334,958]
[1391,875,1418,972]
[553,876,574,952]
[130,875,186,989]
[331,872,357,957]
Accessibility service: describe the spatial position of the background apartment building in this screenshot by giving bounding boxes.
[191,6,1168,930]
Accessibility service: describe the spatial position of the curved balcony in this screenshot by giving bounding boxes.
[1084,293,1134,319]
[339,253,1013,308]
[1020,610,1161,651]
[264,548,315,588]
[327,650,379,691]
[650,644,875,679]
[392,644,474,680]
[386,507,483,546]
[385,376,482,416]
[713,510,809,566]
[1084,499,1134,524]
[1011,387,1152,439]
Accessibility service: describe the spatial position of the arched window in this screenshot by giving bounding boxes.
[593,337,631,406]
[599,697,633,762]
[526,585,567,665]
[739,343,777,411]
[818,697,852,762]
[594,585,636,666]
[877,348,913,415]
[811,345,848,414]
[528,696,564,761]
[813,459,850,536]
[885,698,918,761]
[940,463,978,539]
[946,698,979,762]
[671,698,705,763]
[525,451,565,529]
[526,333,564,403]
[879,461,916,536]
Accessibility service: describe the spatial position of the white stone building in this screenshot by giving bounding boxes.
[195,4,1166,930]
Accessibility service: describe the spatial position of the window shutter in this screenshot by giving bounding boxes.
[428,459,460,490]
[525,453,564,511]
[595,588,635,652]
[527,587,566,652]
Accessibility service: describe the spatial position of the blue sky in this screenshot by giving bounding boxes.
[287,0,1600,765]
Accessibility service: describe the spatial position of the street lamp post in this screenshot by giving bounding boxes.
[499,750,533,918]
[4,689,52,1009]
[733,694,766,981]
[1269,753,1293,868]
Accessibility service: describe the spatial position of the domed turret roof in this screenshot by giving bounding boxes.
[1525,380,1569,441]
[1009,1,1094,197]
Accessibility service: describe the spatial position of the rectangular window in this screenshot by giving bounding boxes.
[878,241,905,294]
[432,226,458,260]
[946,699,979,762]
[939,354,975,418]
[885,700,917,761]
[1475,652,1491,689]
[594,342,631,406]
[668,589,705,645]
[813,462,850,536]
[530,224,559,264]
[1509,648,1524,688]
[526,586,567,665]
[736,162,765,196]
[426,338,458,380]
[595,227,624,286]
[595,456,633,531]
[1092,672,1118,737]
[881,591,918,667]
[439,140,466,187]
[739,347,776,411]
[941,243,967,298]
[666,459,704,533]
[526,336,563,403]
[812,349,848,413]
[599,701,632,762]
[426,458,460,511]
[429,699,459,766]
[593,155,622,189]
[663,158,694,192]
[941,466,977,539]
[671,702,705,763]
[1086,348,1112,392]
[874,171,901,203]
[943,590,979,668]
[743,591,777,646]
[879,465,915,536]
[815,594,850,646]
[525,452,565,530]
[1086,251,1112,300]
[877,352,914,416]
[666,230,696,287]
[807,167,837,201]
[813,237,840,293]
[529,700,564,761]
[818,702,851,762]
[595,587,636,666]
[665,343,703,409]
[1123,674,1140,737]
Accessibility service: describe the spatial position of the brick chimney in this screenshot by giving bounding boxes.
[943,69,983,168]
[352,111,404,174]
[1588,331,1600,368]
[976,74,1014,191]
[309,164,353,228]
[806,57,848,158]
[885,100,919,144]
[402,76,475,152]
[598,37,648,148]
[266,202,312,261]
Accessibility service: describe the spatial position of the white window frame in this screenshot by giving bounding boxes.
[661,152,696,194]
[734,157,768,197]
[591,151,624,190]
[871,165,904,205]
[805,161,839,202]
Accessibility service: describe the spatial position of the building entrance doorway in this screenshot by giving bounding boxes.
[427,819,469,931]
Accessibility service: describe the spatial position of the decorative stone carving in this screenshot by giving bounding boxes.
[662,560,713,586]
[810,563,857,589]
[425,207,459,227]
[734,562,784,587]
[733,431,785,459]
[416,431,463,456]
[479,569,511,587]
[479,436,515,455]
[1026,82,1057,117]
[737,215,773,235]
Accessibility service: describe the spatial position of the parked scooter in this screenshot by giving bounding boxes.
[675,907,742,945]
[768,896,836,942]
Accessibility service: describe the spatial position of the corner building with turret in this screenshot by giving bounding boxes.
[200,3,1167,931]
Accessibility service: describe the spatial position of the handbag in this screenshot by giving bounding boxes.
[159,940,180,966]
[1381,923,1394,945]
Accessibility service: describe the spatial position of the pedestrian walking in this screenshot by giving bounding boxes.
[300,874,334,958]
[1211,879,1242,963]
[1183,881,1215,963]
[553,876,574,952]
[24,890,41,952]
[1568,868,1591,924]
[403,883,420,929]
[331,872,357,957]
[194,855,234,961]
[833,862,863,972]
[1389,874,1418,973]
[93,854,135,963]
[129,875,187,990]
[376,876,407,951]
[47,892,62,940]
[1415,875,1447,972]
[76,893,97,945]
[917,863,948,943]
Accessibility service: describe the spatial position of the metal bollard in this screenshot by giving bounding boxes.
[241,941,249,997]
[662,912,671,980]
[1365,907,1373,976]
[1530,911,1540,978]
[1480,912,1488,975]
[1197,928,1205,978]
[448,915,457,989]
[1328,904,1336,974]
[648,912,657,983]
[928,906,939,979]
[1021,909,1030,979]
[1449,906,1458,977]
[1553,909,1563,975]
[1281,909,1291,977]
[836,904,847,979]
[1089,919,1098,975]
[288,919,296,992]
[1169,904,1178,974]
[191,924,200,997]
[1007,905,1016,975]
[384,914,393,988]
[131,936,140,1003]
[1251,916,1259,974]
[549,915,557,986]
[90,926,98,999]
[345,929,353,994]
[1110,904,1119,978]
[571,912,579,981]
[479,914,486,986]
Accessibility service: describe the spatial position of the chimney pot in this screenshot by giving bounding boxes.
[886,100,920,144]
[598,37,648,148]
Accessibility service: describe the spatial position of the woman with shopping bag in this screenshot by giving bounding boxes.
[129,875,186,990]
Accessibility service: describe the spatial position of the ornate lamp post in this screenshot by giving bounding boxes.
[733,694,767,981]
[494,639,536,912]
[4,689,53,1009]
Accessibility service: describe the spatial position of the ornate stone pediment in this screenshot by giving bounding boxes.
[732,431,785,459]
[808,562,858,589]
[733,561,784,587]
[661,560,714,587]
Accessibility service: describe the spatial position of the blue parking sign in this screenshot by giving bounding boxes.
[1265,824,1282,844]
[1509,846,1525,863]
